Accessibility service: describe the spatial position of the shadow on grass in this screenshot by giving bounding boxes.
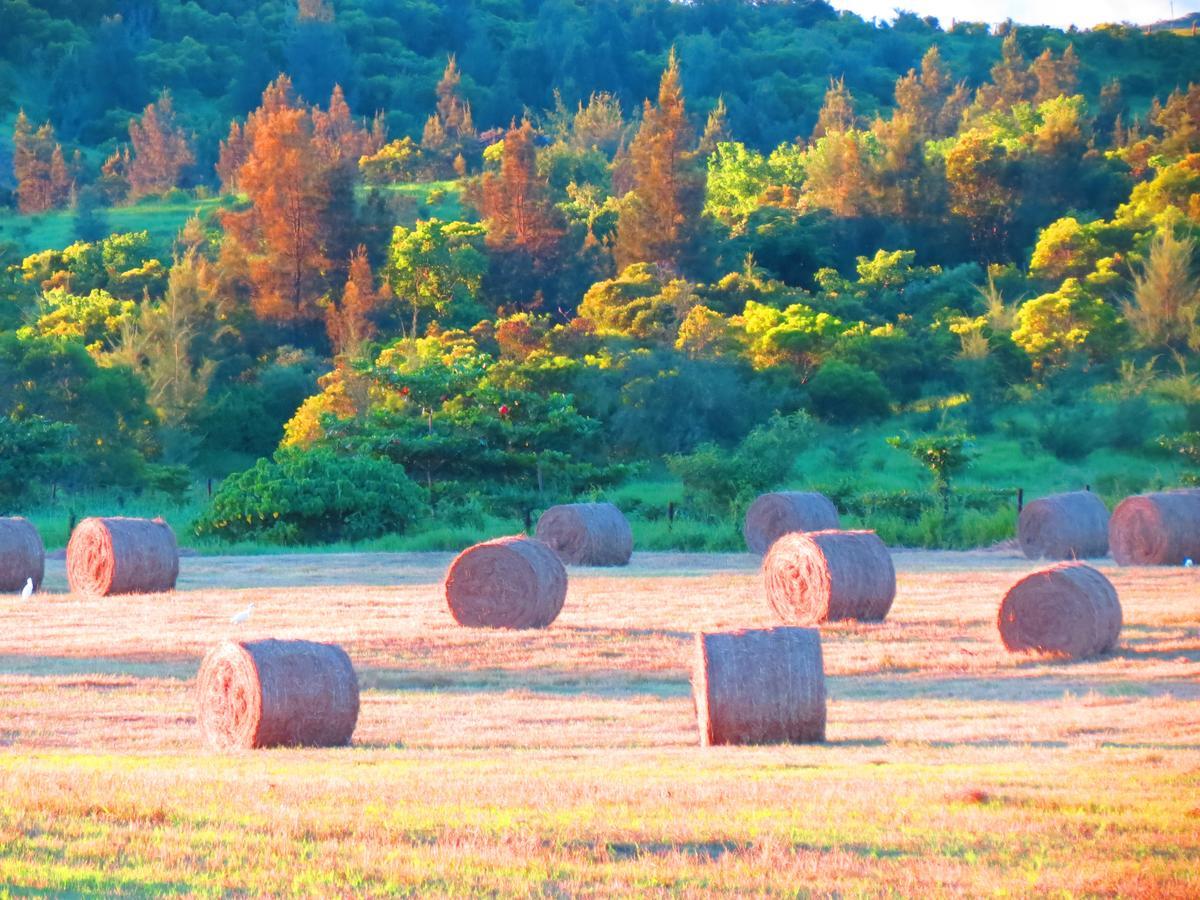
[555,625,693,641]
[0,653,196,680]
[831,672,1200,702]
[7,875,195,896]
[1107,647,1200,663]
[589,838,912,862]
[1001,633,1200,667]
[918,738,1200,750]
[358,665,690,698]
[602,840,751,861]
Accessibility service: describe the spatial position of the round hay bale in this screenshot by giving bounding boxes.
[66,516,179,597]
[535,502,633,566]
[1018,490,1110,560]
[0,517,44,593]
[743,491,840,554]
[1109,490,1200,566]
[444,535,567,629]
[197,639,359,750]
[763,529,895,625]
[998,563,1121,659]
[693,627,826,746]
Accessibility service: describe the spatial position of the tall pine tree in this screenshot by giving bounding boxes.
[480,119,563,254]
[614,50,705,272]
[326,245,386,358]
[221,77,338,323]
[12,111,73,213]
[128,91,195,200]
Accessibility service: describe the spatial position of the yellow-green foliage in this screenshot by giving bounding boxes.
[736,300,842,373]
[1012,278,1123,365]
[24,287,136,352]
[578,263,691,342]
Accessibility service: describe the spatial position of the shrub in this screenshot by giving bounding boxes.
[848,489,935,519]
[1094,471,1151,499]
[1159,429,1200,483]
[667,412,813,522]
[955,486,1020,511]
[194,449,427,545]
[433,493,486,530]
[861,507,1015,550]
[1106,397,1154,451]
[806,362,891,424]
[1034,406,1098,461]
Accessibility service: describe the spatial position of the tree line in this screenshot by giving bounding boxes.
[1,6,1198,544]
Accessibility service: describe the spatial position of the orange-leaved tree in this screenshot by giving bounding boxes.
[128,91,195,200]
[221,76,353,323]
[421,56,476,176]
[325,245,388,357]
[479,119,564,255]
[614,49,705,271]
[12,111,74,214]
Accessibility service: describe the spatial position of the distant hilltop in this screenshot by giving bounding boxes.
[1146,11,1200,32]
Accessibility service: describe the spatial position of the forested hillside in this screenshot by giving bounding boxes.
[2,0,1197,160]
[2,0,1199,550]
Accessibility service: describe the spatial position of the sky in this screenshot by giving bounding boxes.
[831,0,1200,30]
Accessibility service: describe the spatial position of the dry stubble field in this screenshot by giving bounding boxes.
[0,549,1197,896]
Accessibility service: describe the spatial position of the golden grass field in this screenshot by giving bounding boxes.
[0,549,1197,896]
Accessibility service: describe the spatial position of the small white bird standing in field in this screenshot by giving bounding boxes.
[20,577,33,600]
[231,603,254,625]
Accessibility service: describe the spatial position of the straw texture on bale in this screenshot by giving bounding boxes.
[743,491,840,554]
[444,535,568,628]
[0,517,44,592]
[998,563,1121,659]
[67,516,179,597]
[1018,490,1110,560]
[763,529,895,625]
[1109,490,1200,566]
[535,502,633,566]
[693,627,826,746]
[196,639,359,750]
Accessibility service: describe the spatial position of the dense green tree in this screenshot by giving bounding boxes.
[0,416,74,512]
[386,219,487,337]
[0,332,160,490]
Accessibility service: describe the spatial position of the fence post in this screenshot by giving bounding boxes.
[207,478,213,497]
[1085,484,1091,492]
[667,501,676,532]
[1017,488,1024,514]
[523,508,533,534]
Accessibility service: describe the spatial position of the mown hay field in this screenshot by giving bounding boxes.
[0,549,1197,896]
